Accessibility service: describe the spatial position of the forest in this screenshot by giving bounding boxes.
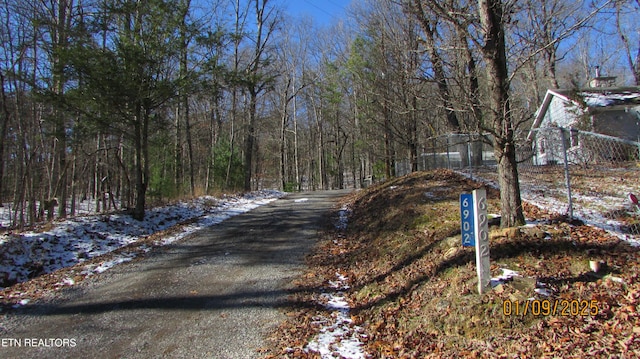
[0,0,638,226]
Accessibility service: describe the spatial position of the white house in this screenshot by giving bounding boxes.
[528,86,640,165]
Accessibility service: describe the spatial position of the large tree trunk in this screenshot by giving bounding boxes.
[409,95,419,172]
[478,0,525,227]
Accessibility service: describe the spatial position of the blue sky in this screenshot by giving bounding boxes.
[283,0,350,26]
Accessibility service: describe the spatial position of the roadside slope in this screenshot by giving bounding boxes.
[267,170,640,358]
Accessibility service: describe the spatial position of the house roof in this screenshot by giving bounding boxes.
[530,87,640,135]
[580,89,640,107]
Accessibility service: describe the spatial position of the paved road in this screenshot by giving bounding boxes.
[0,190,350,359]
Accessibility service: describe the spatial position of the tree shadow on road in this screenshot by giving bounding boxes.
[12,284,329,317]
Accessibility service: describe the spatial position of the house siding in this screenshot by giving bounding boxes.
[541,97,582,128]
[533,96,583,165]
[531,88,640,165]
[592,110,640,142]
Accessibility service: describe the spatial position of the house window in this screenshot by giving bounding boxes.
[569,128,579,147]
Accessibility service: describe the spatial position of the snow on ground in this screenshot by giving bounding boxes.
[0,190,285,289]
[457,168,640,246]
[491,268,553,298]
[306,272,367,359]
[305,208,367,359]
[520,185,640,246]
[490,268,520,288]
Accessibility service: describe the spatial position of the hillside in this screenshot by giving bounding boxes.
[266,170,640,358]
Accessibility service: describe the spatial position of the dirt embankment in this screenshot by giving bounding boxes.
[267,170,640,358]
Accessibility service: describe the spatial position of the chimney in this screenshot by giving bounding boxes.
[589,66,616,88]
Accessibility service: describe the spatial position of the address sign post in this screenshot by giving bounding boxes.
[460,188,491,294]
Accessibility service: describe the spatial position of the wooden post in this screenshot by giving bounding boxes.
[473,188,490,294]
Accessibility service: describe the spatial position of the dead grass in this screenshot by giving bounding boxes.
[265,169,640,358]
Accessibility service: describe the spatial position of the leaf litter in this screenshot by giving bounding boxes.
[304,207,367,359]
[264,170,640,358]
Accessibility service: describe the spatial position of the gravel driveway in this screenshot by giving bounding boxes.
[0,190,350,359]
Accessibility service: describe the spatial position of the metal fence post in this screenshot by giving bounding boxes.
[432,137,436,169]
[467,133,472,169]
[446,135,451,169]
[559,127,574,219]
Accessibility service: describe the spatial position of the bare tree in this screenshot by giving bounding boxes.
[178,0,195,196]
[409,0,461,132]
[615,0,640,85]
[477,0,525,226]
[413,0,524,226]
[272,20,312,191]
[243,0,278,191]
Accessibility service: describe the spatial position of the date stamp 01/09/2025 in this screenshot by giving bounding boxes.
[503,299,600,317]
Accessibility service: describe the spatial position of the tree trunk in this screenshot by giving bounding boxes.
[226,90,237,189]
[280,106,287,191]
[318,116,328,190]
[478,0,525,227]
[227,0,242,190]
[412,2,461,133]
[0,71,10,206]
[132,104,148,221]
[70,151,76,215]
[184,97,195,195]
[244,91,257,191]
[292,81,300,191]
[175,106,182,194]
[410,95,419,172]
[383,104,394,179]
[179,0,195,196]
[243,0,272,192]
[460,32,484,166]
[94,134,101,213]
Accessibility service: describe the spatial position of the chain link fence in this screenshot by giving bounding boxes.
[395,133,496,175]
[521,127,640,238]
[414,130,640,240]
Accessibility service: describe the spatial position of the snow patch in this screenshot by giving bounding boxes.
[306,272,367,359]
[0,190,285,292]
[491,268,520,287]
[581,91,640,107]
[306,207,367,359]
[492,268,552,298]
[534,287,552,297]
